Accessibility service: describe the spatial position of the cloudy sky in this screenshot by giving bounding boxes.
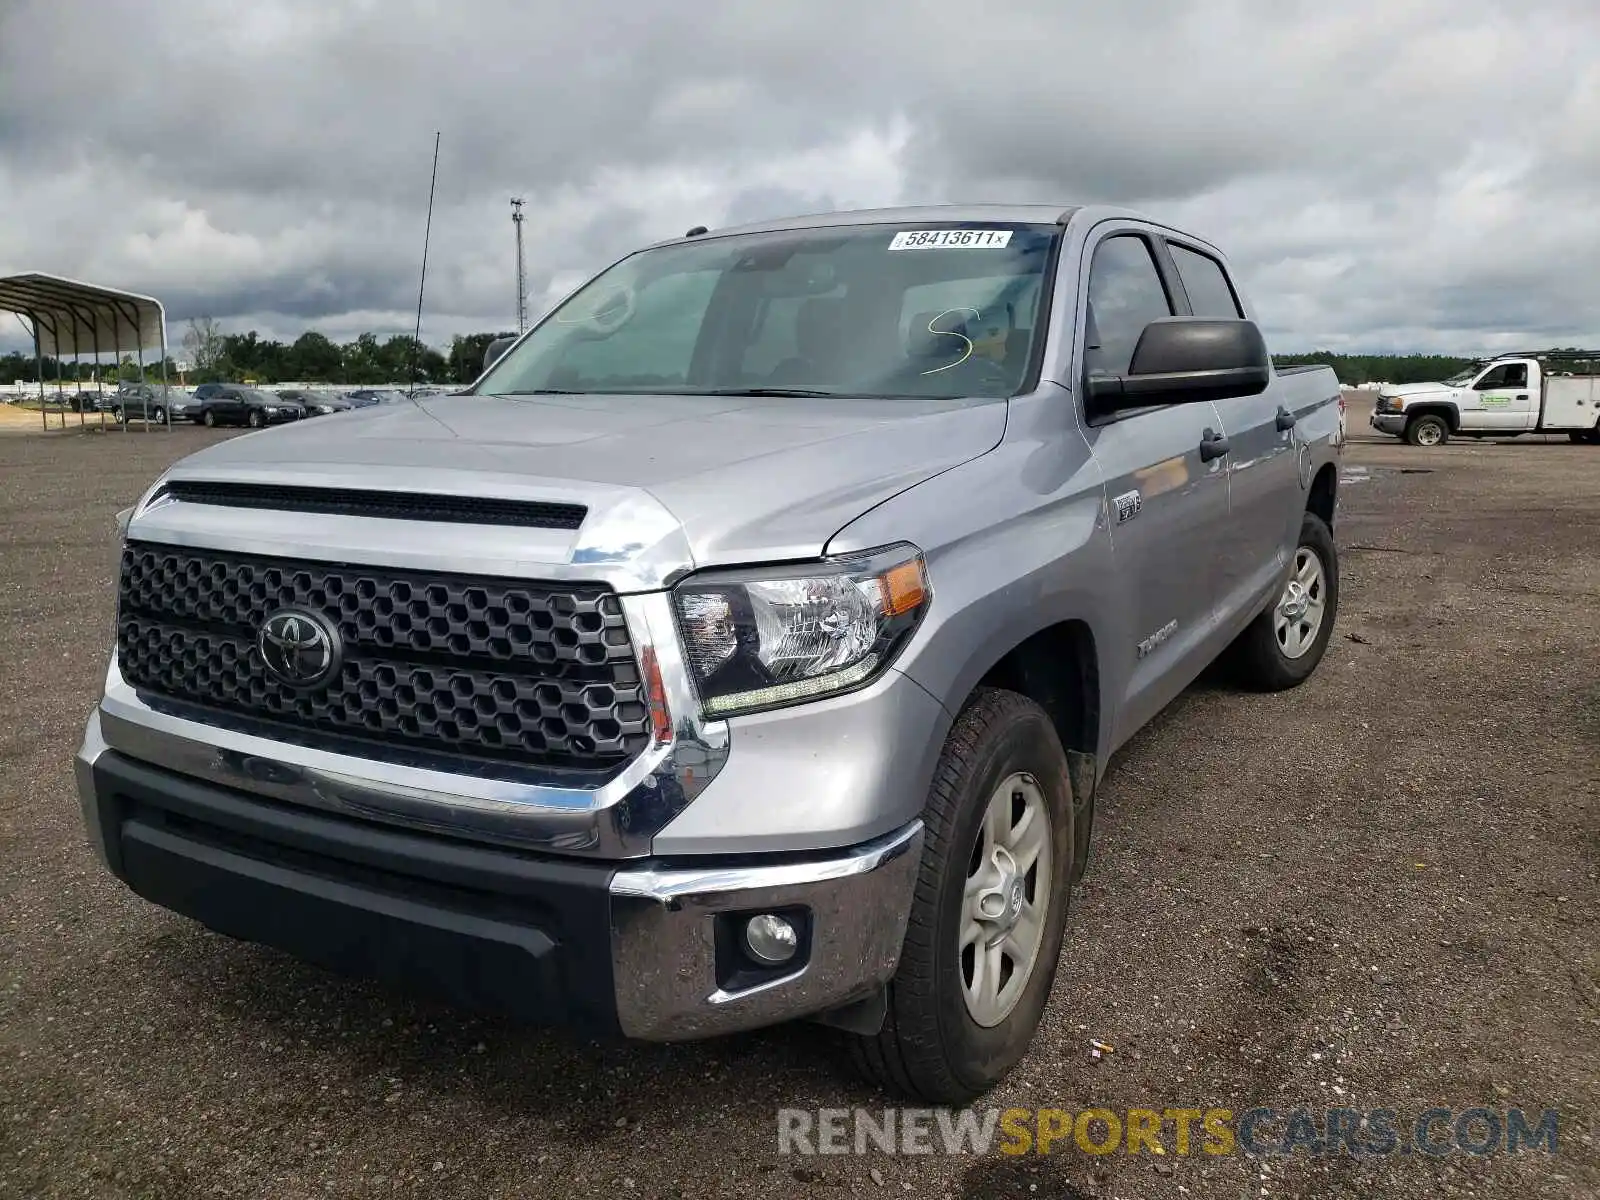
[2,0,1597,357]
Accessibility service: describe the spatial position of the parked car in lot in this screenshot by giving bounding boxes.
[1371,352,1600,445]
[277,388,354,416]
[62,390,111,413]
[343,388,407,406]
[195,386,305,428]
[79,204,1342,1103]
[110,384,177,425]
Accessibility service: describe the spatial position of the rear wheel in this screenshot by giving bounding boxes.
[1228,512,1339,691]
[849,688,1075,1105]
[1405,414,1449,447]
[111,406,125,424]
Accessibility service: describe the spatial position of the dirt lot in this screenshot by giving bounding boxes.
[1,404,1595,1200]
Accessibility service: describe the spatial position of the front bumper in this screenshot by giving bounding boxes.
[76,712,923,1040]
[1370,411,1407,435]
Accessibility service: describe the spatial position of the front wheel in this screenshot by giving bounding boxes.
[1405,414,1449,447]
[111,406,125,424]
[151,406,165,424]
[849,688,1075,1105]
[1227,512,1339,691]
[202,409,217,427]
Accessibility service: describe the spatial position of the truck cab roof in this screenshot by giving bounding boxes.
[643,203,1219,252]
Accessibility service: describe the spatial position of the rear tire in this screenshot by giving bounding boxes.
[1405,414,1449,447]
[1228,512,1339,692]
[111,406,125,424]
[849,688,1075,1105]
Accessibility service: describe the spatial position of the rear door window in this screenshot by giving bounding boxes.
[1168,243,1243,318]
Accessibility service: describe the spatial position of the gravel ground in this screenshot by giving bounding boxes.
[1,405,1595,1199]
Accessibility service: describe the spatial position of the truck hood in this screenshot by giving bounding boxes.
[145,391,1007,589]
[1381,382,1453,398]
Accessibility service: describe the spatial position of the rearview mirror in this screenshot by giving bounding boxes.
[1086,317,1270,417]
[482,335,518,374]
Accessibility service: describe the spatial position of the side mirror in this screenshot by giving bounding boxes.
[1086,317,1270,417]
[482,335,518,374]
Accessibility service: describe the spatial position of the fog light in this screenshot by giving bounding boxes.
[742,913,799,966]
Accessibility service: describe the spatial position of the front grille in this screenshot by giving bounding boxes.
[115,541,650,774]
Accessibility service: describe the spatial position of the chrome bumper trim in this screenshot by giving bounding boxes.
[94,591,730,858]
[609,820,924,1040]
[74,708,113,870]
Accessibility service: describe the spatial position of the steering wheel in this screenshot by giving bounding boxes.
[556,283,636,334]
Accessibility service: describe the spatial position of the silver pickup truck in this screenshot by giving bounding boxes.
[76,205,1342,1103]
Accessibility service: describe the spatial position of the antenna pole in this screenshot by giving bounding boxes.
[511,197,528,334]
[410,131,441,394]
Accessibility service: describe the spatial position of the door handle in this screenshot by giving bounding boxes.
[1275,405,1297,431]
[1515,394,1529,401]
[1198,428,1231,462]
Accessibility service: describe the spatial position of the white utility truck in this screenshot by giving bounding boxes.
[1370,352,1600,446]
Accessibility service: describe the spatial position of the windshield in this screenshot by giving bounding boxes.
[478,222,1059,400]
[1443,369,1478,386]
[243,389,281,404]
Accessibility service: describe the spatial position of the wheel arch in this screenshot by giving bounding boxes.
[1307,462,1337,529]
[971,619,1102,767]
[1405,403,1458,432]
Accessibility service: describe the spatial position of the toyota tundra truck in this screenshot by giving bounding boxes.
[1372,351,1600,446]
[76,205,1343,1103]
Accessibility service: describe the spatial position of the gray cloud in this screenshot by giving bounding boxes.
[2,0,1598,356]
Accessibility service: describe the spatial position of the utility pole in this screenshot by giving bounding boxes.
[511,197,528,334]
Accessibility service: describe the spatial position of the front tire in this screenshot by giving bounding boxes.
[202,409,217,427]
[246,410,265,428]
[1405,414,1449,447]
[1228,512,1339,691]
[850,688,1075,1105]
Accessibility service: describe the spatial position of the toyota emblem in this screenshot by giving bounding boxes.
[257,608,342,688]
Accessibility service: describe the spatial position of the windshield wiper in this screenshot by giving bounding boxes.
[498,388,581,395]
[698,387,843,398]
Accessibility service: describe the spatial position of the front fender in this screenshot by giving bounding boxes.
[1400,400,1461,430]
[826,391,1123,767]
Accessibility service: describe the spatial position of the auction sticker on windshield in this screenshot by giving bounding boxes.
[889,229,1014,250]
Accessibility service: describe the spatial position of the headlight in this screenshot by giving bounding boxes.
[672,543,930,719]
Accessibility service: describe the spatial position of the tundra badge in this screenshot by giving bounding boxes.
[1137,619,1178,659]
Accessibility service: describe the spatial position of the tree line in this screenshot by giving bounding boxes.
[1272,352,1477,385]
[175,320,515,386]
[0,319,516,388]
[3,327,1588,390]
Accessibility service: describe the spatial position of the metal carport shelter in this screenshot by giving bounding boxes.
[0,272,171,431]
